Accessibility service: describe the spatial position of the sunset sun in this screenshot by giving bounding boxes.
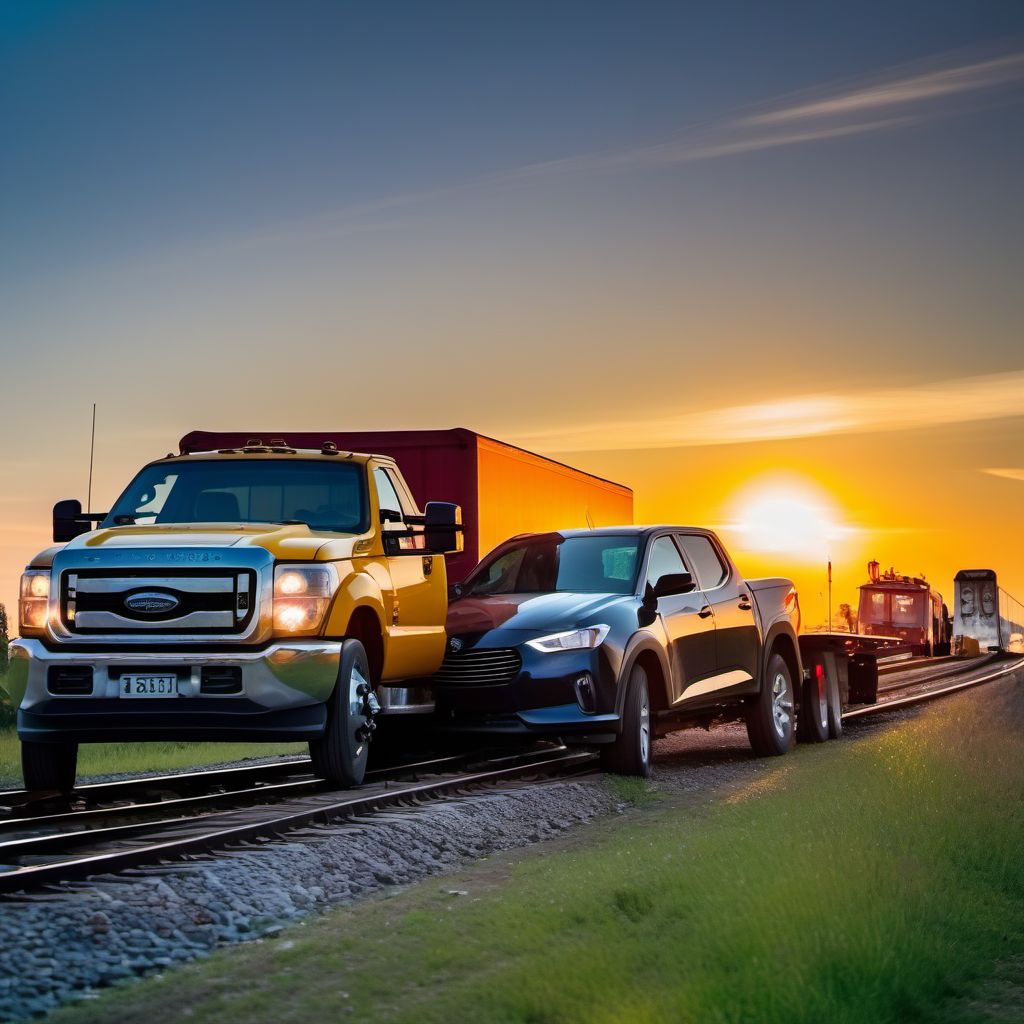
[726,477,853,562]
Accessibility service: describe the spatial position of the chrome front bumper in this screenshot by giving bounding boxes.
[6,638,341,713]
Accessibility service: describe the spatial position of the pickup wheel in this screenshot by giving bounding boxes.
[746,652,796,757]
[601,663,652,778]
[22,740,78,792]
[309,639,375,789]
[798,665,830,743]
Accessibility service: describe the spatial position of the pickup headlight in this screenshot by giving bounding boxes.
[273,564,339,636]
[526,625,610,653]
[19,570,51,633]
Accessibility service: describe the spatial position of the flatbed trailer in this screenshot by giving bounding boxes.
[796,632,922,716]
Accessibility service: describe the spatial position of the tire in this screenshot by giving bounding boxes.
[798,663,829,743]
[746,652,796,757]
[309,639,376,788]
[826,670,844,739]
[601,663,652,778]
[22,740,78,792]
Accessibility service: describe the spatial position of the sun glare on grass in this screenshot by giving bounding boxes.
[725,477,852,562]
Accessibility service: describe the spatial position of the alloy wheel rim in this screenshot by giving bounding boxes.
[772,671,793,739]
[639,694,650,763]
[349,663,369,757]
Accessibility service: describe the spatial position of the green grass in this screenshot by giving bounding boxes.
[51,676,1024,1024]
[0,728,306,788]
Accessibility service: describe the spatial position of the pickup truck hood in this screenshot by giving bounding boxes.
[44,523,360,563]
[447,592,633,636]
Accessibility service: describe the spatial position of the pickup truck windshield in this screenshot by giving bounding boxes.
[465,535,640,596]
[104,459,369,534]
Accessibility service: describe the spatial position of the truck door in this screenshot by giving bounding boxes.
[678,533,759,689]
[373,465,447,680]
[643,534,716,702]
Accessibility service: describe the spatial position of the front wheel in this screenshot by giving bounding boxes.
[746,652,796,757]
[309,639,377,788]
[22,740,78,792]
[601,663,652,778]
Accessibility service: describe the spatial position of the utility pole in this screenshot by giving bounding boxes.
[827,560,833,635]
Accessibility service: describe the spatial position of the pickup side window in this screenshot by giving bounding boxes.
[678,534,728,590]
[645,536,687,590]
[373,467,405,523]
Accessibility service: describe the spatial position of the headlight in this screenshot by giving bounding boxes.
[526,625,610,653]
[19,570,51,633]
[273,564,338,635]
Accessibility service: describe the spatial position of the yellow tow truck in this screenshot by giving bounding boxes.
[6,438,462,791]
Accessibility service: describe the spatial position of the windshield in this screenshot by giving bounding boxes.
[858,588,927,627]
[464,535,640,596]
[104,459,369,534]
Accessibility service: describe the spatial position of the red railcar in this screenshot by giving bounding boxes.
[856,561,951,656]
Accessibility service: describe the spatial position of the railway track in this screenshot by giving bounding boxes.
[0,746,595,894]
[843,655,1020,721]
[0,655,1017,896]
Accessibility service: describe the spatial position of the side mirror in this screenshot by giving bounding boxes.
[448,582,464,600]
[53,499,93,543]
[425,501,464,555]
[650,572,696,600]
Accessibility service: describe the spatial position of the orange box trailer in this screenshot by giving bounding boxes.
[178,428,634,582]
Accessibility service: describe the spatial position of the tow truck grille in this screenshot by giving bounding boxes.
[432,648,522,686]
[60,569,257,636]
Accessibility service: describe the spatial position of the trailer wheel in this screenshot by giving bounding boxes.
[798,665,829,743]
[601,663,652,778]
[827,671,844,739]
[746,652,796,757]
[22,740,78,792]
[309,639,376,789]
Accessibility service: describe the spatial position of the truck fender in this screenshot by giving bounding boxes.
[616,633,672,717]
[324,570,386,640]
[760,621,803,695]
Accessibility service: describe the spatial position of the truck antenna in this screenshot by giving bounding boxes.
[585,509,595,530]
[87,403,97,515]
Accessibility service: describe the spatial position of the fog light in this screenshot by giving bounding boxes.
[574,673,596,713]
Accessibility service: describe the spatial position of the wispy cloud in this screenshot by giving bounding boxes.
[983,468,1024,483]
[275,48,1024,243]
[743,53,1024,127]
[513,369,1024,453]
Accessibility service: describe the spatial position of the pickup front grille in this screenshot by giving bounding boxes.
[432,647,522,687]
[61,569,257,636]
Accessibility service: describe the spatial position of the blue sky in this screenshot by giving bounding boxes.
[1,1,1023,618]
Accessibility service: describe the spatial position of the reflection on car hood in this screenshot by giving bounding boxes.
[446,591,633,636]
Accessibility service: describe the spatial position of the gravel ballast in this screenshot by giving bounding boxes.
[0,778,621,1021]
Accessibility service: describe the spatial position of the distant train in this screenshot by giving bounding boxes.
[953,569,1024,654]
[857,561,951,656]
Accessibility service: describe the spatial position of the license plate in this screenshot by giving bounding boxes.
[120,674,179,698]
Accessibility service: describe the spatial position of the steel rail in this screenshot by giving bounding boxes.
[0,757,321,807]
[876,654,997,695]
[0,753,472,830]
[843,659,1020,721]
[0,748,595,893]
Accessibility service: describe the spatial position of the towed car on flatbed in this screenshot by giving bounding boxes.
[431,527,834,775]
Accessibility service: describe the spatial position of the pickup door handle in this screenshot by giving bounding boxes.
[737,594,753,611]
[698,605,713,619]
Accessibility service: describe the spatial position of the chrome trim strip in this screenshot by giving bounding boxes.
[75,610,235,629]
[75,576,236,594]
